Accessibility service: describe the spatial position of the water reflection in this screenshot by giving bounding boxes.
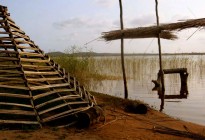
[88,55,205,125]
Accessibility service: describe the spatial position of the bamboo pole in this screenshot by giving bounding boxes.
[119,0,128,99]
[155,0,165,111]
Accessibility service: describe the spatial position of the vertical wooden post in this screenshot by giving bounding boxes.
[119,0,128,99]
[155,0,165,111]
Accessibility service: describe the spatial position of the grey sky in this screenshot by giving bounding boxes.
[1,0,205,53]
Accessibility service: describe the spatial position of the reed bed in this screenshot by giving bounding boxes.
[102,18,205,41]
[52,54,205,91]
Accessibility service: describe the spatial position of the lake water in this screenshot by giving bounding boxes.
[88,55,205,126]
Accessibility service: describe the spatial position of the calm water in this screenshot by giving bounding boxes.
[89,55,205,126]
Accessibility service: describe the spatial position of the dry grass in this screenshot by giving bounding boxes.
[102,18,205,41]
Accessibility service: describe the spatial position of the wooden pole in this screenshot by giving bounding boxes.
[119,0,128,99]
[155,0,165,111]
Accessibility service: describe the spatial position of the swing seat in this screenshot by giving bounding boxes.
[152,68,189,99]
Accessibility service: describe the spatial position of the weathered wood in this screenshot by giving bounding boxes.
[0,44,15,48]
[0,74,21,77]
[0,93,30,99]
[39,101,81,115]
[0,69,22,74]
[0,19,6,23]
[163,68,187,74]
[17,45,39,50]
[0,25,9,28]
[0,77,23,81]
[0,102,33,108]
[12,31,29,40]
[7,16,15,24]
[0,57,18,61]
[0,109,35,115]
[10,26,25,34]
[0,64,20,68]
[0,81,25,85]
[30,83,70,90]
[0,37,13,41]
[22,64,52,69]
[0,84,29,90]
[24,71,58,75]
[0,31,10,34]
[33,89,76,100]
[27,77,64,82]
[0,50,18,54]
[155,0,165,112]
[159,95,187,99]
[19,52,44,57]
[42,107,90,123]
[0,120,39,125]
[119,0,128,99]
[77,106,104,128]
[21,58,50,63]
[36,95,82,109]
[22,65,53,71]
[7,20,21,29]
[15,39,34,45]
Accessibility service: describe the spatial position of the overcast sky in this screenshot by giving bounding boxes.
[1,0,205,53]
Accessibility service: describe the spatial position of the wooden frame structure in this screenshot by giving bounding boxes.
[101,1,205,111]
[152,68,189,99]
[0,5,96,128]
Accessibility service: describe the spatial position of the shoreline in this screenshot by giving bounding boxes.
[0,92,204,140]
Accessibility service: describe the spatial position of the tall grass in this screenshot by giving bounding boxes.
[52,46,91,85]
[52,49,205,90]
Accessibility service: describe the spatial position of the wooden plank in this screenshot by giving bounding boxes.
[27,77,64,82]
[0,81,25,85]
[39,101,81,115]
[0,20,6,23]
[0,37,13,41]
[0,84,29,90]
[0,120,39,125]
[0,102,33,108]
[10,27,25,34]
[20,58,49,63]
[0,74,21,77]
[0,57,18,61]
[42,107,89,123]
[12,32,29,40]
[36,95,82,109]
[0,15,6,17]
[159,95,187,99]
[0,44,15,48]
[22,64,53,70]
[163,68,187,74]
[15,39,34,45]
[0,25,8,29]
[7,16,15,24]
[0,50,18,54]
[0,64,20,68]
[0,93,30,99]
[0,69,22,74]
[7,20,21,29]
[24,66,53,71]
[17,45,39,51]
[33,89,76,100]
[0,32,10,34]
[30,83,70,90]
[24,71,58,75]
[0,77,24,81]
[0,109,35,116]
[19,52,44,57]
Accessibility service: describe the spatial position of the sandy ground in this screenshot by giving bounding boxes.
[0,92,205,140]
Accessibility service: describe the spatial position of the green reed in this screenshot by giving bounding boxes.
[52,52,205,90]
